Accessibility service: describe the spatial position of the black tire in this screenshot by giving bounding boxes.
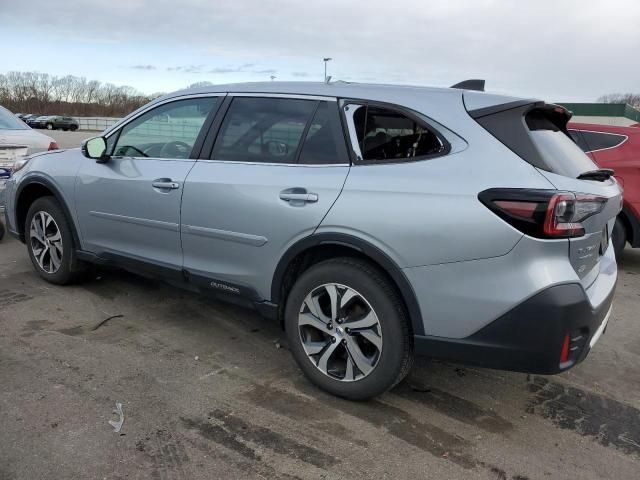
[70,125,78,132]
[0,221,5,241]
[45,123,53,130]
[284,257,413,400]
[63,128,68,131]
[25,196,87,285]
[612,216,627,259]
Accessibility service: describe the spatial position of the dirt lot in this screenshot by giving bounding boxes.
[1,130,640,479]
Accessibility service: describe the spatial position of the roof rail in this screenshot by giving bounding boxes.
[450,79,485,92]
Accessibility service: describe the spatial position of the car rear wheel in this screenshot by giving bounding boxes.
[612,216,627,259]
[285,257,413,400]
[70,125,78,132]
[25,196,87,285]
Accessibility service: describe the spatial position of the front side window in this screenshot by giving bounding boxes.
[345,104,445,162]
[212,97,316,163]
[113,97,220,159]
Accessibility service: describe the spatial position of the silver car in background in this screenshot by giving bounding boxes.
[3,82,622,399]
[0,106,57,209]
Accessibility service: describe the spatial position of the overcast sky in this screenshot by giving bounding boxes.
[1,0,638,101]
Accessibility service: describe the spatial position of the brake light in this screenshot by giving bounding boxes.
[48,141,59,151]
[479,189,606,239]
[559,334,570,364]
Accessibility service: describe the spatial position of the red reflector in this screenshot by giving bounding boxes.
[48,141,59,151]
[494,200,539,219]
[559,334,570,364]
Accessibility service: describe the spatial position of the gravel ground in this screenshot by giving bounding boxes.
[1,130,639,479]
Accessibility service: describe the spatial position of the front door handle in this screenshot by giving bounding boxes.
[279,188,318,205]
[152,179,180,190]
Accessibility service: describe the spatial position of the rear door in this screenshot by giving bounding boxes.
[180,94,350,300]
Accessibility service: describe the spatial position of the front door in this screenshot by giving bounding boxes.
[75,96,221,269]
[181,95,351,300]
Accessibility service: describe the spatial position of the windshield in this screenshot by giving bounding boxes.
[0,106,29,130]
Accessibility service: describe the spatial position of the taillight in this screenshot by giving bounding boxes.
[48,141,59,150]
[479,189,606,239]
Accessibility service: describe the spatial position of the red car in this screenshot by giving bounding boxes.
[568,123,640,258]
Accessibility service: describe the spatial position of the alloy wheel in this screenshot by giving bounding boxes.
[298,283,383,382]
[29,211,63,273]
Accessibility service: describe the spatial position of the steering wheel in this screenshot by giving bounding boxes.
[159,141,192,158]
[118,145,149,157]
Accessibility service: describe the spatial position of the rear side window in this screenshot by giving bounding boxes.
[345,104,445,162]
[574,130,627,152]
[472,105,598,178]
[212,97,316,164]
[298,102,348,164]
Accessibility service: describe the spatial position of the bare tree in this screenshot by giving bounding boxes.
[597,93,640,109]
[0,71,152,117]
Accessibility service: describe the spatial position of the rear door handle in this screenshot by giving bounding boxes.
[152,179,180,190]
[279,189,318,204]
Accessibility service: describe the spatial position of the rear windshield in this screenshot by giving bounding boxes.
[0,106,28,130]
[525,111,597,178]
[472,104,598,178]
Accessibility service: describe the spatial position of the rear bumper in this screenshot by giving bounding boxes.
[414,282,615,374]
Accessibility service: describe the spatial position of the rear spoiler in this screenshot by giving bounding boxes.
[450,79,485,92]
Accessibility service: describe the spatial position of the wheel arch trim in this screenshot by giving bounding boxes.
[271,233,425,336]
[15,175,81,248]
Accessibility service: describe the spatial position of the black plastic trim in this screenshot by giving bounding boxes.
[271,233,425,336]
[467,99,539,119]
[450,79,485,92]
[414,283,615,374]
[76,249,276,316]
[14,175,81,246]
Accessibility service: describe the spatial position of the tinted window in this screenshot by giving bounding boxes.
[113,97,220,159]
[568,129,589,152]
[212,97,316,163]
[579,130,627,152]
[352,105,444,162]
[476,106,599,178]
[298,102,347,164]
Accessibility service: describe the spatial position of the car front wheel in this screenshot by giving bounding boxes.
[285,257,413,400]
[45,123,53,130]
[25,196,87,285]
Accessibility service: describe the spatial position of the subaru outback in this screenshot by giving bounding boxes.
[3,81,621,399]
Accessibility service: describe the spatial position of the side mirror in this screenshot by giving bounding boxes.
[82,136,110,163]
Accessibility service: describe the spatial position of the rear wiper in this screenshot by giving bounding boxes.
[577,168,614,181]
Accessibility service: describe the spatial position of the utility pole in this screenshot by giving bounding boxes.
[323,58,332,83]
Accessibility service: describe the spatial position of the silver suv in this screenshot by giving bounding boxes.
[3,82,621,399]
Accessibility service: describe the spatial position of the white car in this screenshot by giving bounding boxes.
[1,105,58,208]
